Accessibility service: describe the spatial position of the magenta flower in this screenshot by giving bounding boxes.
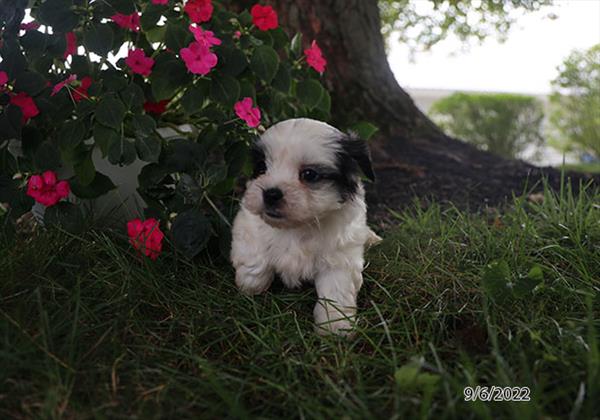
[184,0,213,23]
[10,92,39,123]
[111,12,141,32]
[234,97,261,128]
[189,25,222,48]
[27,171,70,207]
[304,40,327,74]
[19,21,40,31]
[63,32,77,59]
[0,71,8,86]
[152,0,168,4]
[180,41,217,75]
[51,74,77,96]
[125,49,155,77]
[127,218,164,260]
[251,5,278,31]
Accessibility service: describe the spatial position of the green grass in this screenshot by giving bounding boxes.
[561,162,600,174]
[1,182,599,419]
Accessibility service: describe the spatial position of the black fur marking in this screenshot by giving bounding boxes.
[250,141,267,178]
[340,132,375,182]
[329,132,375,201]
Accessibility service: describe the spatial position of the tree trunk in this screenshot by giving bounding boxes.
[230,0,596,220]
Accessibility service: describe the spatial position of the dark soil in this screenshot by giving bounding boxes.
[366,133,599,225]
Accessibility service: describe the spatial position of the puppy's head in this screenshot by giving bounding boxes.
[242,118,374,229]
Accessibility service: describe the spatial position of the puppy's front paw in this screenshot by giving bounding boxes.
[313,302,356,337]
[235,266,273,295]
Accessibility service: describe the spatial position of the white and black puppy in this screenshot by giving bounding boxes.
[231,118,381,336]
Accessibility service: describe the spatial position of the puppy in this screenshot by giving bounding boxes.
[231,118,381,336]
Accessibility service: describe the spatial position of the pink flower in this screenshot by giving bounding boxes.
[72,76,93,102]
[26,171,70,207]
[234,97,261,128]
[19,21,40,31]
[127,218,164,260]
[10,92,39,123]
[51,74,77,96]
[0,71,8,86]
[251,5,278,31]
[184,0,213,23]
[125,49,155,77]
[233,31,241,39]
[180,41,217,75]
[189,25,221,48]
[304,40,327,74]
[152,0,168,4]
[63,32,77,59]
[144,99,170,115]
[111,12,141,32]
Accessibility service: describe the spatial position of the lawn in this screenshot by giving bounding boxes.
[1,182,599,419]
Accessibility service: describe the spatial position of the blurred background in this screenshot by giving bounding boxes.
[386,0,600,170]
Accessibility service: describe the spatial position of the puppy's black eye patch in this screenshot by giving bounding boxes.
[250,143,267,178]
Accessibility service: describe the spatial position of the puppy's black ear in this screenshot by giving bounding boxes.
[250,140,267,178]
[341,133,375,182]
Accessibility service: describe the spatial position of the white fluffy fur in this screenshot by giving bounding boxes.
[231,118,380,336]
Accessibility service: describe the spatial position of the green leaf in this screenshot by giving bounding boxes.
[290,33,303,56]
[481,260,511,303]
[132,114,157,137]
[394,365,420,390]
[104,0,136,14]
[395,363,439,392]
[210,74,240,107]
[150,55,191,101]
[120,83,145,113]
[74,151,96,186]
[58,120,86,151]
[95,96,126,129]
[14,71,47,96]
[271,28,289,50]
[101,69,128,92]
[297,79,324,109]
[181,86,206,115]
[108,137,137,166]
[0,106,22,141]
[316,90,331,115]
[93,124,121,157]
[165,24,191,52]
[272,65,291,93]
[141,3,163,31]
[145,26,166,44]
[70,172,116,199]
[34,142,61,171]
[514,265,544,298]
[249,45,279,83]
[135,133,161,163]
[239,80,256,102]
[225,142,249,178]
[219,47,248,77]
[350,121,379,141]
[83,24,114,56]
[171,209,212,258]
[20,31,50,56]
[38,0,79,32]
[45,202,85,234]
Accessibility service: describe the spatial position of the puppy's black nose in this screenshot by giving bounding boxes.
[263,188,283,206]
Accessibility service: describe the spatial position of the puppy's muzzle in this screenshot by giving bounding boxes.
[263,187,284,218]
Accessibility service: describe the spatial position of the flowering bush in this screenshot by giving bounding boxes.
[0,0,330,258]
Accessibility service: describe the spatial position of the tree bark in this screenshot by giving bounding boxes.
[230,0,597,219]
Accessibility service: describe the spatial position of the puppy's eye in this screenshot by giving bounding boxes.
[253,161,267,177]
[300,168,320,183]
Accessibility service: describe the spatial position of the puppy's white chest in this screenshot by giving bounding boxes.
[268,231,320,286]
